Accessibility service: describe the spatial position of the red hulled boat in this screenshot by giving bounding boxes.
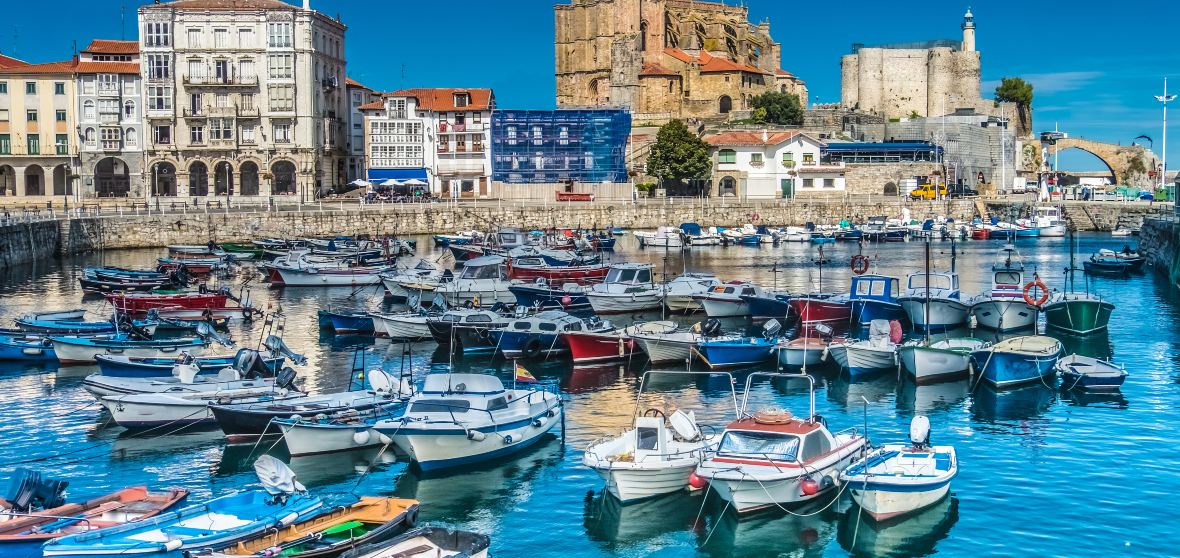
[788,295,852,325]
[506,260,609,285]
[107,292,229,315]
[561,330,637,363]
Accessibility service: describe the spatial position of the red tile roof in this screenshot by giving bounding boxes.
[76,61,140,74]
[639,62,679,77]
[358,100,385,111]
[775,69,793,77]
[0,60,77,75]
[386,88,494,112]
[705,130,802,147]
[158,0,297,10]
[663,48,695,64]
[346,77,370,90]
[0,54,26,69]
[82,40,138,55]
[662,48,768,75]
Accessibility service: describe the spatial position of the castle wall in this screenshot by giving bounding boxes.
[856,48,884,117]
[840,54,859,109]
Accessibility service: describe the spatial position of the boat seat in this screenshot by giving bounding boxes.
[387,544,435,558]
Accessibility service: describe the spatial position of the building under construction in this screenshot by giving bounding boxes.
[491,109,631,185]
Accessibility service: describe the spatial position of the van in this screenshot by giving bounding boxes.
[909,183,946,200]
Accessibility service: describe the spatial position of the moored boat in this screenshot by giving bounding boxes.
[898,338,987,384]
[585,263,662,314]
[338,527,490,558]
[50,336,212,366]
[840,416,958,521]
[1055,353,1127,391]
[969,245,1037,332]
[969,335,1062,388]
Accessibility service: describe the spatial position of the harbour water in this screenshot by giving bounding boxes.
[1,233,1177,557]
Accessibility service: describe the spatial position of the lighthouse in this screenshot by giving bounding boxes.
[962,8,976,52]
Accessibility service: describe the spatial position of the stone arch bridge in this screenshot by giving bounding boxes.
[1047,138,1159,187]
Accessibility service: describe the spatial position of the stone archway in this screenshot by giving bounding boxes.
[271,160,296,195]
[52,165,71,196]
[189,161,209,196]
[214,161,234,196]
[719,95,733,114]
[1047,138,1159,188]
[0,165,14,196]
[24,165,44,196]
[151,162,177,196]
[95,157,130,197]
[719,176,737,197]
[239,161,259,196]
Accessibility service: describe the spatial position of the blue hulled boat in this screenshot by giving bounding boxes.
[743,293,794,322]
[49,336,213,365]
[41,457,324,558]
[508,281,591,310]
[970,335,1062,388]
[693,321,781,369]
[490,310,610,359]
[323,311,376,334]
[848,274,907,325]
[16,318,157,335]
[0,334,57,361]
[94,353,284,377]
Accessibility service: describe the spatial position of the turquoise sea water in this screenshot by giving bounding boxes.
[0,233,1177,557]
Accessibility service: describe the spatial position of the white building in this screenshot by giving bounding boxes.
[138,0,348,202]
[76,40,143,198]
[360,88,494,198]
[344,77,378,183]
[705,130,846,199]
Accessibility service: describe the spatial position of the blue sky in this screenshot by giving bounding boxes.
[3,0,1176,171]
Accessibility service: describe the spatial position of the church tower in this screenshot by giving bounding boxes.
[961,8,975,52]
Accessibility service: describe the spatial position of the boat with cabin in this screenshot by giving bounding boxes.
[663,273,722,313]
[969,244,1037,331]
[490,310,611,359]
[585,263,662,314]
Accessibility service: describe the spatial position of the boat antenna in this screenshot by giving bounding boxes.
[950,235,957,274]
[924,238,931,345]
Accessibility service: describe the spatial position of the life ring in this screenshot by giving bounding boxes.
[1022,277,1049,306]
[850,255,870,275]
[522,338,543,359]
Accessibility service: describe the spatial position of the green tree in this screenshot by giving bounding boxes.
[646,120,712,182]
[994,77,1034,106]
[749,91,803,126]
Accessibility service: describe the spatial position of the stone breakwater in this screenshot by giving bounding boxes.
[0,200,1167,267]
[1140,217,1180,288]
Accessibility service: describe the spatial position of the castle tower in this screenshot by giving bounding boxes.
[961,8,975,52]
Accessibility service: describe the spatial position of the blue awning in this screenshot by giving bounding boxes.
[367,168,428,181]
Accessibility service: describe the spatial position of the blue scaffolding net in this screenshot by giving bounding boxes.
[491,109,631,184]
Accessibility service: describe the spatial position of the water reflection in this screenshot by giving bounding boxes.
[837,495,959,557]
[1052,331,1114,360]
[583,491,701,546]
[971,383,1057,424]
[697,494,838,558]
[896,378,969,413]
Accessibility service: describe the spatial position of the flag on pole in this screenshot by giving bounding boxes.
[514,362,537,384]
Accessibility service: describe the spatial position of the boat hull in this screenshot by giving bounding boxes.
[373,315,432,340]
[789,298,852,325]
[971,347,1060,388]
[664,294,703,312]
[699,297,750,318]
[850,482,951,521]
[694,341,774,370]
[384,404,561,471]
[851,299,907,325]
[50,339,209,366]
[594,464,698,503]
[586,292,663,314]
[101,396,217,428]
[276,421,385,456]
[275,267,385,287]
[898,297,970,332]
[563,332,635,363]
[633,335,695,365]
[509,284,591,310]
[970,299,1036,331]
[704,450,863,514]
[1043,298,1114,335]
[744,295,792,321]
[898,346,970,384]
[845,345,897,379]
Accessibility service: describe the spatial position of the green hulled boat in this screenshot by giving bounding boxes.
[220,242,264,257]
[1044,230,1114,335]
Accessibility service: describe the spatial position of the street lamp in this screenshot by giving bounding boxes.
[1155,77,1176,191]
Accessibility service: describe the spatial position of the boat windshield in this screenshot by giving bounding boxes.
[909,274,953,290]
[994,271,1021,285]
[410,399,471,414]
[717,431,800,462]
[461,264,501,280]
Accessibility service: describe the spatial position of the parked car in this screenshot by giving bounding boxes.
[909,183,947,200]
[947,184,979,198]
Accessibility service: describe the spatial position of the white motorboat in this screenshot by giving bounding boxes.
[582,371,738,503]
[629,320,735,365]
[369,311,431,340]
[777,334,845,369]
[101,385,299,428]
[898,338,988,384]
[274,265,392,287]
[896,271,970,332]
[274,370,412,456]
[83,361,294,399]
[432,255,517,308]
[696,281,765,318]
[775,226,810,243]
[586,263,663,314]
[380,259,443,302]
[840,320,899,379]
[633,226,684,248]
[841,416,958,521]
[373,373,563,471]
[695,373,868,514]
[1025,206,1066,237]
[663,273,721,313]
[969,244,1038,331]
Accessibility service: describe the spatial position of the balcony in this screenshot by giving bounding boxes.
[182,74,259,87]
[182,108,208,118]
[237,107,260,117]
[97,86,121,98]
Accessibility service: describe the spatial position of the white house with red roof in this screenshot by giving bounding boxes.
[704,130,845,199]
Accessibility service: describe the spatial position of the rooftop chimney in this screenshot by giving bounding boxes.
[303,0,310,10]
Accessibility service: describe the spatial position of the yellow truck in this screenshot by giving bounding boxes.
[909,183,947,200]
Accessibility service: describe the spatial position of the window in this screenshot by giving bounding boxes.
[153,125,171,145]
[409,400,469,413]
[0,109,7,121]
[241,93,255,111]
[147,54,170,79]
[55,110,66,122]
[0,134,9,154]
[25,82,36,94]
[98,73,118,94]
[84,128,96,147]
[214,60,228,82]
[101,128,120,150]
[473,111,481,124]
[124,80,136,95]
[187,59,203,79]
[782,152,794,166]
[454,93,469,107]
[98,100,119,124]
[238,28,254,48]
[210,118,232,140]
[267,54,293,79]
[214,28,228,48]
[26,110,37,122]
[802,178,814,188]
[147,86,172,111]
[273,123,292,142]
[27,135,40,155]
[268,85,294,111]
[54,82,65,95]
[125,128,137,148]
[239,59,254,80]
[558,126,569,145]
[189,125,204,144]
[636,427,659,451]
[718,149,736,164]
[124,101,135,119]
[187,28,202,48]
[799,432,832,462]
[145,22,171,47]
[823,178,835,188]
[0,81,6,94]
[190,93,202,115]
[215,93,229,108]
[802,153,815,164]
[750,152,764,165]
[241,124,255,143]
[267,22,292,48]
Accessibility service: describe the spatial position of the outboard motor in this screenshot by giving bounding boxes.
[910,415,931,450]
[762,318,782,339]
[4,469,68,512]
[814,323,834,342]
[263,335,307,366]
[274,366,299,391]
[254,455,305,505]
[701,318,723,338]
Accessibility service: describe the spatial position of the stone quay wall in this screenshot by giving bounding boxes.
[1140,217,1180,287]
[0,220,60,268]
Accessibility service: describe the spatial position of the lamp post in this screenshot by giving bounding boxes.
[1154,78,1176,191]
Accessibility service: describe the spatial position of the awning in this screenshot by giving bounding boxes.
[367,168,428,181]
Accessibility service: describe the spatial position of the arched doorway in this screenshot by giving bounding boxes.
[719,95,732,114]
[639,21,648,51]
[95,158,130,197]
[0,165,15,196]
[214,161,234,196]
[151,162,177,196]
[189,161,209,197]
[271,161,296,195]
[719,176,737,197]
[24,165,44,196]
[52,165,71,196]
[239,161,259,196]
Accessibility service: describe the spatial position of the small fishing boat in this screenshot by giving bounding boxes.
[777,327,845,370]
[373,373,563,471]
[275,265,393,287]
[789,294,852,325]
[663,273,722,313]
[41,457,323,557]
[1100,248,1146,272]
[0,333,58,361]
[1025,206,1067,238]
[696,281,766,318]
[432,231,480,247]
[210,386,405,444]
[339,527,490,558]
[94,352,287,378]
[1083,252,1132,276]
[21,308,87,321]
[582,371,736,503]
[629,320,712,365]
[504,259,609,285]
[1043,292,1114,336]
[694,373,868,514]
[107,292,231,315]
[562,329,638,364]
[432,255,517,308]
[379,260,443,303]
[680,223,723,246]
[1055,353,1127,391]
[693,321,780,370]
[50,336,212,366]
[898,338,988,384]
[17,316,158,336]
[83,351,295,397]
[508,279,592,310]
[969,335,1063,388]
[323,311,376,334]
[848,275,906,325]
[101,381,302,428]
[0,475,187,558]
[426,308,510,354]
[896,272,970,332]
[585,263,663,314]
[633,226,684,248]
[832,319,900,379]
[840,416,958,521]
[490,311,611,359]
[200,497,420,558]
[368,311,432,341]
[969,244,1037,332]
